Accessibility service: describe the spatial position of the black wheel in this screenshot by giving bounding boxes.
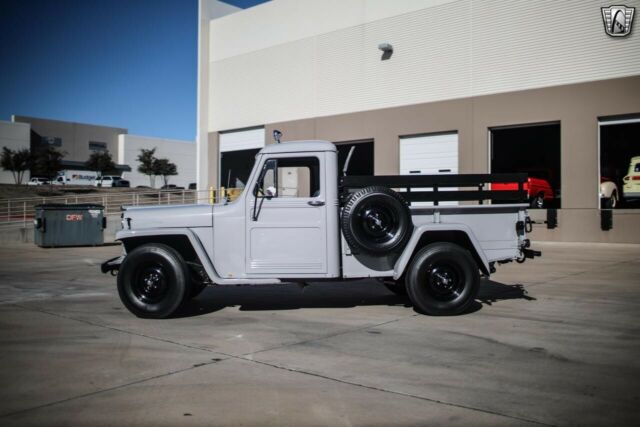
[606,191,618,209]
[406,243,480,316]
[383,278,407,295]
[530,194,544,209]
[341,186,412,254]
[117,244,190,318]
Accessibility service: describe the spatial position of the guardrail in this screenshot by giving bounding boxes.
[0,187,243,228]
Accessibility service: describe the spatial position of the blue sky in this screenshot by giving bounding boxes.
[0,0,268,141]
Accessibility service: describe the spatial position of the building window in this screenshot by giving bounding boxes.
[41,136,62,147]
[89,141,107,152]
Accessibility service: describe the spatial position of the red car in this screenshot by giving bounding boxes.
[492,176,555,208]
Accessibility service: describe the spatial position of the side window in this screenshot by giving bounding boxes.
[256,157,320,198]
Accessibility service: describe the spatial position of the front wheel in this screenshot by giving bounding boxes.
[406,243,480,315]
[117,244,190,318]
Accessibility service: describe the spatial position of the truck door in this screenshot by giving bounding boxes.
[246,153,328,277]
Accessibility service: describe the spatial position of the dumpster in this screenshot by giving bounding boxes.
[34,204,106,247]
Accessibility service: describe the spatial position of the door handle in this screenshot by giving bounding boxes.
[308,200,325,207]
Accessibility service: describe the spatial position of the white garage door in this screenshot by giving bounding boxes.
[400,132,459,205]
[400,132,458,175]
[219,127,265,153]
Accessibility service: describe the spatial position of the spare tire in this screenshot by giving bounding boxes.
[341,186,413,254]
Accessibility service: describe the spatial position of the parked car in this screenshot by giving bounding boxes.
[622,156,640,201]
[27,177,50,186]
[160,184,184,190]
[600,177,619,209]
[113,179,130,188]
[102,140,540,319]
[492,173,555,208]
[94,175,122,187]
[188,183,197,190]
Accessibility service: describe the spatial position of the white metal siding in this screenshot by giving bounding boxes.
[208,0,640,132]
[219,128,265,152]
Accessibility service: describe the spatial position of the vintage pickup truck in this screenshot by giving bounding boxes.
[102,140,539,318]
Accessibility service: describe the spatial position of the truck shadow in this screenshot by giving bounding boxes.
[175,278,534,318]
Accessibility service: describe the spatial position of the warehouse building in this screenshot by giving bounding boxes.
[0,116,195,188]
[197,0,640,243]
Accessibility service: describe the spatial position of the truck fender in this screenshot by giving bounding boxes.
[393,223,490,280]
[115,228,281,285]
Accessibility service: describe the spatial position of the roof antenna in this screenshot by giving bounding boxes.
[342,145,356,176]
[273,129,282,144]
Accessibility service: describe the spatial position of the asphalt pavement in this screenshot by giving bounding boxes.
[0,242,639,426]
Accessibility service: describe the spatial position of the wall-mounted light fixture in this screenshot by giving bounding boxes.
[378,43,393,60]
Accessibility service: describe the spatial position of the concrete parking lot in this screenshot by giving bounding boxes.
[0,242,639,426]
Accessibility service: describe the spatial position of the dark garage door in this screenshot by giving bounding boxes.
[491,122,561,208]
[600,118,640,209]
[335,140,374,176]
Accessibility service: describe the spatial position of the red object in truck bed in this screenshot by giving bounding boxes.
[492,177,554,200]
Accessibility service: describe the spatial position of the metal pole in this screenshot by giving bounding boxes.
[182,190,185,204]
[7,200,9,222]
[23,201,26,227]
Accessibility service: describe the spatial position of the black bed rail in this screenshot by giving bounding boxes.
[339,173,528,205]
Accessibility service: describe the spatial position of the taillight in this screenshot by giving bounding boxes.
[633,176,640,181]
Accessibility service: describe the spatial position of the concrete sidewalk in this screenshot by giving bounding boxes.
[0,242,639,426]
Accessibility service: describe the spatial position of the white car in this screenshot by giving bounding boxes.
[27,177,50,186]
[94,175,121,187]
[600,179,619,209]
[623,156,640,201]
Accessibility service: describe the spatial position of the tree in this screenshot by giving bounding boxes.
[86,150,116,185]
[32,146,64,184]
[153,158,178,186]
[137,148,157,187]
[0,147,32,184]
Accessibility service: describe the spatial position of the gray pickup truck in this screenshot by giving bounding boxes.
[102,140,539,318]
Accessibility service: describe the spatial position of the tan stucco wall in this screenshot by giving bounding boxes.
[208,76,640,243]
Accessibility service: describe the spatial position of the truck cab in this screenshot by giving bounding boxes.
[104,140,539,318]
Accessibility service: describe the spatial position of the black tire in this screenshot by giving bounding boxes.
[606,191,618,209]
[383,278,407,295]
[341,186,413,254]
[406,243,480,316]
[117,244,190,318]
[530,194,544,209]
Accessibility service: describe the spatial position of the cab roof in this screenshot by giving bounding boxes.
[260,140,336,154]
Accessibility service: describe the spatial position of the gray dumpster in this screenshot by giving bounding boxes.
[34,204,106,247]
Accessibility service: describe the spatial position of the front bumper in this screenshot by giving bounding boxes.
[101,255,124,275]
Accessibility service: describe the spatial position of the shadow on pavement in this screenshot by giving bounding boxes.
[174,279,534,318]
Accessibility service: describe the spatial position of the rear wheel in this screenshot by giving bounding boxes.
[531,194,545,209]
[117,244,189,318]
[406,243,480,315]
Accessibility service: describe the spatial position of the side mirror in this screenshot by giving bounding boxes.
[265,186,276,198]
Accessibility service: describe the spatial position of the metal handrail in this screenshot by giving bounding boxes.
[0,187,244,228]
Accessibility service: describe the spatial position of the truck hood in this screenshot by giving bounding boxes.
[121,204,213,230]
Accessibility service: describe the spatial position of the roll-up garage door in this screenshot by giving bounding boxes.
[400,132,458,205]
[219,127,265,189]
